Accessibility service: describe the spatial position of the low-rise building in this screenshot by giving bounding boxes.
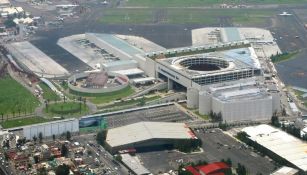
[185,162,231,175]
[105,122,197,153]
[243,124,307,173]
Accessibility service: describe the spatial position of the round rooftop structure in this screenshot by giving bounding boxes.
[178,56,229,72]
[68,71,129,94]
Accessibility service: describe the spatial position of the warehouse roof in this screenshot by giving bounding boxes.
[132,77,155,84]
[270,166,299,175]
[106,122,196,148]
[102,60,137,68]
[112,68,144,76]
[88,33,144,56]
[242,124,307,172]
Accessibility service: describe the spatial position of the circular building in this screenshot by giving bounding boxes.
[68,71,129,94]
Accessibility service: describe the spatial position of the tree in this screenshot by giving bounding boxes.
[114,154,122,162]
[37,167,47,175]
[34,155,39,164]
[139,96,145,106]
[282,108,286,116]
[4,19,16,28]
[226,158,232,167]
[33,135,37,143]
[236,163,247,175]
[3,139,9,148]
[55,164,70,175]
[271,115,280,128]
[61,144,69,157]
[96,129,108,146]
[39,132,43,143]
[66,131,71,141]
[217,112,223,122]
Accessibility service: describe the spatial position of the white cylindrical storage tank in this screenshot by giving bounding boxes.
[199,91,211,115]
[187,88,199,109]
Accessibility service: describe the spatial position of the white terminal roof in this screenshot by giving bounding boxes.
[106,122,196,148]
[112,68,144,76]
[132,77,155,84]
[242,124,307,172]
[220,88,260,99]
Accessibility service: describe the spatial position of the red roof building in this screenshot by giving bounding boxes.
[185,162,231,175]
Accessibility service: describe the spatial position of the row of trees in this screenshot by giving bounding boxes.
[271,115,301,139]
[174,139,202,153]
[96,129,108,146]
[0,107,35,121]
[209,111,223,122]
[32,131,72,144]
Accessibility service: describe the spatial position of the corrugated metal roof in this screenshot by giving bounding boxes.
[223,27,241,42]
[112,68,144,76]
[196,162,229,174]
[102,60,137,68]
[106,122,195,148]
[243,125,307,172]
[93,34,144,55]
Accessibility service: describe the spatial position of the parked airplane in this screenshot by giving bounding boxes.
[279,11,292,16]
[56,4,79,9]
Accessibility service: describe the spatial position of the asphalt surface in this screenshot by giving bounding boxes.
[271,11,307,52]
[105,105,191,128]
[138,129,276,175]
[74,134,130,175]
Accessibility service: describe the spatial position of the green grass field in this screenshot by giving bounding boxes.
[125,0,307,7]
[100,8,275,25]
[70,86,135,104]
[0,75,40,115]
[271,51,298,63]
[293,89,307,108]
[0,117,50,129]
[39,82,60,101]
[44,102,89,116]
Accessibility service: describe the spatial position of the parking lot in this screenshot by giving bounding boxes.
[137,129,276,175]
[105,104,192,128]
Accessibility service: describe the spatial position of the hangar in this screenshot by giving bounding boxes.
[105,122,197,153]
[243,125,307,173]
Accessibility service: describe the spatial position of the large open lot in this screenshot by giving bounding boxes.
[137,129,276,174]
[105,104,191,128]
[99,8,275,26]
[0,117,50,129]
[124,0,307,7]
[0,75,39,116]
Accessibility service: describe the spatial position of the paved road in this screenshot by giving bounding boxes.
[75,134,130,175]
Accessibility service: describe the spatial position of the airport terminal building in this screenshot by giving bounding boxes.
[5,27,281,123]
[58,32,280,122]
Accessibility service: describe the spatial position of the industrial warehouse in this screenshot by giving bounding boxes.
[105,122,197,153]
[242,125,307,173]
